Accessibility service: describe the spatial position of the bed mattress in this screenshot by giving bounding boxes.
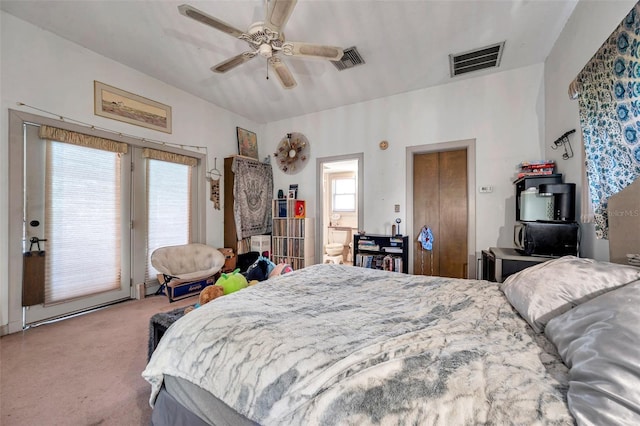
[144,263,572,424]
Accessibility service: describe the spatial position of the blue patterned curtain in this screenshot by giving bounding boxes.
[576,2,640,239]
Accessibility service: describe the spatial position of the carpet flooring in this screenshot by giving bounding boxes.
[0,295,194,425]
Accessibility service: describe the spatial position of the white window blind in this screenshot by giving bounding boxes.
[145,159,192,281]
[44,141,121,304]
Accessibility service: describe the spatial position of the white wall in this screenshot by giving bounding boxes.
[0,12,263,329]
[3,1,632,329]
[544,0,636,260]
[265,63,548,255]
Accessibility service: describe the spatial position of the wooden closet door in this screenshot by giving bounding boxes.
[413,149,468,278]
[413,152,440,275]
[438,149,468,278]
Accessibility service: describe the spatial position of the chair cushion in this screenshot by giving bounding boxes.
[151,244,225,280]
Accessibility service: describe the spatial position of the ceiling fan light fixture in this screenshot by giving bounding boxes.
[180,1,338,89]
[258,43,273,58]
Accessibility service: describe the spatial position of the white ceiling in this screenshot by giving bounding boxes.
[1,0,578,124]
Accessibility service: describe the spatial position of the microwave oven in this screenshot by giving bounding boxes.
[514,221,579,256]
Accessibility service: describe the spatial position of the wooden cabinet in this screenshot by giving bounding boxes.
[272,199,315,270]
[354,234,408,273]
[224,156,272,255]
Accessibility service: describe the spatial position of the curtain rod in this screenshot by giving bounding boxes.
[15,102,208,152]
[16,101,215,173]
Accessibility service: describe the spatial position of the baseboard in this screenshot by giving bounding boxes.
[2,320,23,336]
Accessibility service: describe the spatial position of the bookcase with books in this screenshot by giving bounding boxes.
[272,199,315,270]
[354,234,409,273]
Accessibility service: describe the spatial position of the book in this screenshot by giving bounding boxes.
[277,199,287,217]
[517,170,555,178]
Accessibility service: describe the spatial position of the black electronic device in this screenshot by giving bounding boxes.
[514,221,579,257]
[538,183,576,222]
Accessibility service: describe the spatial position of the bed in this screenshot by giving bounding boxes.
[143,258,640,425]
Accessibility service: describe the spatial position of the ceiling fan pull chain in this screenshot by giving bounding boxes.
[266,60,269,80]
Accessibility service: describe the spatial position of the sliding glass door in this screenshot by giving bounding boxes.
[23,124,131,325]
[8,110,205,332]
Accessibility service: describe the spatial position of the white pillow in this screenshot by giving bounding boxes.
[499,256,640,333]
[545,280,640,425]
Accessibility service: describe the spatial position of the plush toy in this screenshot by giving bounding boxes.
[269,262,293,278]
[184,284,224,314]
[245,257,276,282]
[216,268,249,295]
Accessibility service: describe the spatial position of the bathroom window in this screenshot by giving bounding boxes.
[332,176,356,212]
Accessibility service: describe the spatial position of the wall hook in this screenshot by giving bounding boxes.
[551,129,575,160]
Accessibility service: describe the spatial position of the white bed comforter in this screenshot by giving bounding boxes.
[143,264,573,425]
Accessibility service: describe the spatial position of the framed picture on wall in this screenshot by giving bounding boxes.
[94,81,172,133]
[236,127,258,159]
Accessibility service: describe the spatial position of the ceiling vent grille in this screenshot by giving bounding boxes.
[331,46,365,71]
[449,42,505,77]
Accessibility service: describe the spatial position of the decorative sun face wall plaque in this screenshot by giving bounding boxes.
[274,132,310,174]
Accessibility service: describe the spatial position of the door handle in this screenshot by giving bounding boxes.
[28,237,47,252]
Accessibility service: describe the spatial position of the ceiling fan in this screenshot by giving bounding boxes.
[178,0,344,89]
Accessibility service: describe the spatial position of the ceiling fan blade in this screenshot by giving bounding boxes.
[211,53,256,73]
[178,4,244,39]
[264,0,298,33]
[269,57,297,89]
[283,42,344,61]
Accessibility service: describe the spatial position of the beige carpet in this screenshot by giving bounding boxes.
[0,295,194,425]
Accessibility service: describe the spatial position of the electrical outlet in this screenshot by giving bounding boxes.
[394,204,400,212]
[479,185,494,193]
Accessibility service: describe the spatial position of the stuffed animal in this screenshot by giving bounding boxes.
[269,262,293,278]
[245,256,276,282]
[184,284,224,314]
[216,269,249,295]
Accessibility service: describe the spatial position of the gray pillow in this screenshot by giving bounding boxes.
[499,256,640,333]
[545,280,640,425]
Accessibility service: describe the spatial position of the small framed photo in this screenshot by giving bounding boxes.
[236,127,258,159]
[288,190,296,199]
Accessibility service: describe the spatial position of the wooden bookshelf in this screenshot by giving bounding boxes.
[354,234,408,273]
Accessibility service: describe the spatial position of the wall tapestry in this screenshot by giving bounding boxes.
[232,156,273,240]
[575,2,640,238]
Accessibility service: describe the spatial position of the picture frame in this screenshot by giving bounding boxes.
[94,81,172,133]
[288,190,296,199]
[236,127,259,159]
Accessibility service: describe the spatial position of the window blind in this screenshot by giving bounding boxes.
[44,141,121,304]
[145,159,192,281]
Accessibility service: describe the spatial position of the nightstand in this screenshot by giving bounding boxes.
[481,247,555,283]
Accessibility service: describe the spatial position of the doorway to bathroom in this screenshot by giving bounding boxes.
[315,154,363,266]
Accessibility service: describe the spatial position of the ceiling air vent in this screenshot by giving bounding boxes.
[331,46,365,71]
[449,42,505,77]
